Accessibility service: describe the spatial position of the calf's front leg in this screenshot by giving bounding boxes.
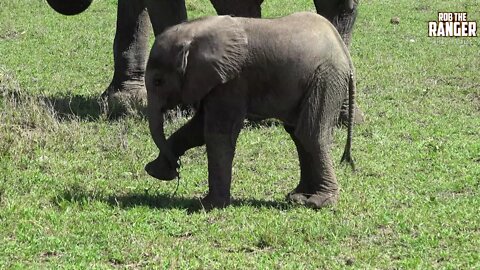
[202,132,239,209]
[145,110,205,181]
[201,87,246,209]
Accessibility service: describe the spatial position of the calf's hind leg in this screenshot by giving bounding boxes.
[285,126,339,208]
[302,141,339,209]
[287,72,346,208]
[284,125,313,205]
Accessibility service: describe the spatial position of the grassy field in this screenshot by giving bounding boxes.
[1,0,479,268]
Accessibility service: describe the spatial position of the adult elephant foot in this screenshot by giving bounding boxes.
[305,191,339,209]
[286,192,308,205]
[286,181,311,205]
[286,190,339,209]
[101,80,148,117]
[200,194,231,210]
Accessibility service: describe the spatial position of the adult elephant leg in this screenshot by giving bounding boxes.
[330,4,358,48]
[284,125,313,205]
[146,0,187,36]
[210,0,264,18]
[314,0,364,125]
[102,0,151,116]
[313,0,358,47]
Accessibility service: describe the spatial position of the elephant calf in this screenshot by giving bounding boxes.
[144,12,356,209]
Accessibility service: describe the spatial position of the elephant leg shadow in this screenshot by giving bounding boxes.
[53,184,294,214]
[106,193,294,213]
[39,93,152,120]
[40,94,105,121]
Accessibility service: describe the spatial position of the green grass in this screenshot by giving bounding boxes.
[1,0,479,268]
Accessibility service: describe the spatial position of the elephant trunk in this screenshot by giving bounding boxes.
[148,106,178,170]
[46,0,93,16]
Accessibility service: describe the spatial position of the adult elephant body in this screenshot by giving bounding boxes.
[47,0,360,116]
[144,12,356,209]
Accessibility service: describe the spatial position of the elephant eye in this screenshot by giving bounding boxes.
[154,78,164,87]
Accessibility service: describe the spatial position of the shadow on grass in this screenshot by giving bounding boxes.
[53,184,292,213]
[106,193,292,213]
[2,87,280,125]
[1,88,110,121]
[42,94,103,120]
[40,93,283,127]
[40,94,184,122]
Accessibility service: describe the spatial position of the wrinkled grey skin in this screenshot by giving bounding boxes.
[144,13,356,209]
[46,0,361,119]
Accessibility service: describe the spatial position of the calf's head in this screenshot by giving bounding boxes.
[144,16,248,177]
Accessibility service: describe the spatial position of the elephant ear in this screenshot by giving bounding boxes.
[180,16,248,105]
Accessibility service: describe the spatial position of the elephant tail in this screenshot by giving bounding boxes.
[340,71,355,171]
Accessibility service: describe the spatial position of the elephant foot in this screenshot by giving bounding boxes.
[286,192,309,205]
[286,180,311,205]
[101,80,147,117]
[286,190,338,209]
[200,194,231,210]
[145,155,178,181]
[286,181,311,205]
[338,103,364,126]
[305,191,338,209]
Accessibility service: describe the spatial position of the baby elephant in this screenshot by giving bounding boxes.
[144,12,355,209]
